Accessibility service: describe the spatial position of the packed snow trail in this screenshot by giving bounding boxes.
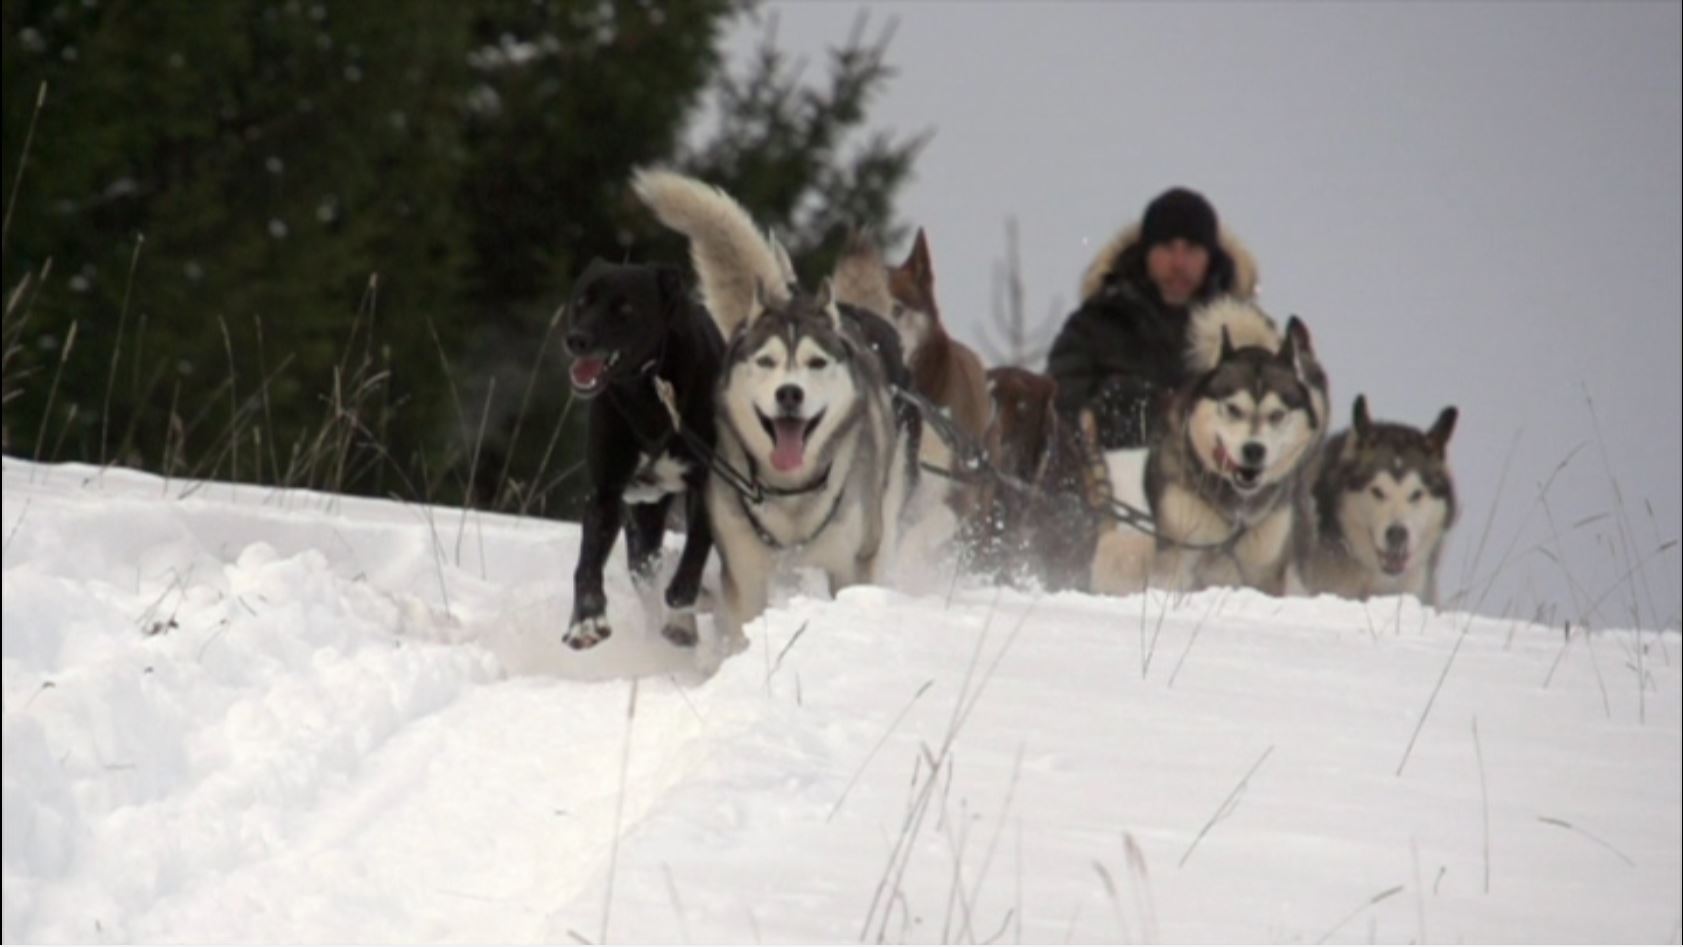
[3,459,1678,942]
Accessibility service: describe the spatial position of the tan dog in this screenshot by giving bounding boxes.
[890,230,991,447]
[834,230,990,469]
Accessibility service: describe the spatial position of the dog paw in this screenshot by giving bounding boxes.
[563,615,612,651]
[630,557,663,588]
[717,628,751,657]
[661,615,699,648]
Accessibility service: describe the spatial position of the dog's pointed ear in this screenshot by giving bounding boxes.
[903,228,935,294]
[1352,394,1372,440]
[1426,406,1458,456]
[1219,325,1237,363]
[1285,316,1329,430]
[1285,316,1313,358]
[1275,320,1298,366]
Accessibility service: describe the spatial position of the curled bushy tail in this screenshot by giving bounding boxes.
[631,168,787,336]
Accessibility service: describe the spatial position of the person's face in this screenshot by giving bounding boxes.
[1145,238,1210,306]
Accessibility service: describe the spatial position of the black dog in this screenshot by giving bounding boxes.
[562,259,724,650]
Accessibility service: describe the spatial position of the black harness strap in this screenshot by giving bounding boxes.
[737,482,849,552]
[633,370,1236,553]
[644,375,832,506]
[890,384,1231,550]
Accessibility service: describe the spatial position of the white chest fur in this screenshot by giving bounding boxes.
[622,451,691,505]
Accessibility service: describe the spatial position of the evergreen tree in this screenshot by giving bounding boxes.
[2,0,474,488]
[1,0,926,517]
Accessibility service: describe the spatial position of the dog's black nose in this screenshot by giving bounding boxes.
[775,384,804,412]
[1385,524,1409,549]
[564,330,591,356]
[1241,442,1266,466]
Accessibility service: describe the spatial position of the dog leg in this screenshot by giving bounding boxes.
[623,495,673,586]
[1232,508,1293,595]
[1194,552,1243,591]
[717,541,770,655]
[827,556,871,596]
[661,489,714,648]
[566,491,624,650]
[1149,544,1201,594]
[1090,526,1154,595]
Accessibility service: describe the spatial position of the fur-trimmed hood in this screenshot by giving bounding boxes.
[1078,222,1259,304]
[1184,296,1278,374]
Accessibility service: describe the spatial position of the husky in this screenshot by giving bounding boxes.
[1298,395,1458,605]
[633,168,921,646]
[1090,299,1329,595]
[561,259,725,651]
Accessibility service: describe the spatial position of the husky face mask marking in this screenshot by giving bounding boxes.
[1330,397,1459,580]
[1340,467,1452,577]
[722,281,860,478]
[736,333,852,474]
[1186,329,1318,496]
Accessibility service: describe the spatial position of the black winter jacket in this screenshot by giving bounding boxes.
[1045,233,1253,448]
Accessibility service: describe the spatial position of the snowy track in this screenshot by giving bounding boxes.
[3,459,1678,942]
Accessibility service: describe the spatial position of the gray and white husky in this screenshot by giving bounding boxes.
[1297,394,1458,605]
[1091,298,1330,595]
[633,169,920,646]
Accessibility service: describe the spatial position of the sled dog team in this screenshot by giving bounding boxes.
[561,170,1458,652]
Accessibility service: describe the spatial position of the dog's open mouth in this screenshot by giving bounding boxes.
[569,351,619,397]
[1214,441,1264,492]
[1379,548,1410,575]
[758,409,825,473]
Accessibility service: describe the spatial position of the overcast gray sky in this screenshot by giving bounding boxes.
[719,1,1681,628]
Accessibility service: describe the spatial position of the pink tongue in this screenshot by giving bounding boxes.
[770,418,807,472]
[1215,442,1239,473]
[570,358,605,388]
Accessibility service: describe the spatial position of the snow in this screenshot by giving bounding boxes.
[3,458,1679,943]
